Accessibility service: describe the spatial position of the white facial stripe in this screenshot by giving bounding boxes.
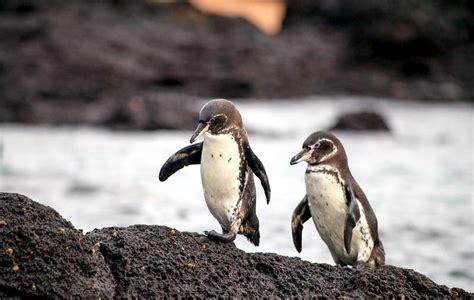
[317,138,338,163]
[211,113,225,120]
[316,138,336,145]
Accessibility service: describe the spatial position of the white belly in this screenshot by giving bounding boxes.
[201,132,242,229]
[305,165,373,265]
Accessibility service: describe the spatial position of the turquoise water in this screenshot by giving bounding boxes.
[1,97,473,290]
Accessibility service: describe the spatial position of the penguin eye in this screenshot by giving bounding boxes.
[209,116,218,125]
[314,142,321,149]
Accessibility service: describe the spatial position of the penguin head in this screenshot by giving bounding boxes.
[290,131,347,166]
[190,99,243,143]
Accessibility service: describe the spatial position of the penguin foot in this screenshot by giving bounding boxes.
[204,230,236,243]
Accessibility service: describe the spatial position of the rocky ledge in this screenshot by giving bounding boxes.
[0,193,471,298]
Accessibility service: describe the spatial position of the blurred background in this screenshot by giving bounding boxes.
[0,0,473,291]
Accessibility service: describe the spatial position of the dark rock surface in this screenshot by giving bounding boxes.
[0,192,471,298]
[0,0,472,130]
[0,193,115,298]
[330,111,391,131]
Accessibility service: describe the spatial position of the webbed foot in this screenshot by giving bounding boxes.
[204,230,236,243]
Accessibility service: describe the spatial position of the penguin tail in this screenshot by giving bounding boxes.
[244,230,260,246]
[368,239,385,268]
[241,212,260,246]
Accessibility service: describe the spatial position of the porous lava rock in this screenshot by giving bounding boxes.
[0,193,471,298]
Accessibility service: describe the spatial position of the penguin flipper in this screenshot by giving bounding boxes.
[291,195,311,253]
[344,185,361,254]
[159,142,203,181]
[246,146,271,204]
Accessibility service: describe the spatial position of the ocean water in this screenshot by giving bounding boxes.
[1,97,473,291]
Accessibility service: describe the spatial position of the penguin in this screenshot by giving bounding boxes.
[159,99,270,246]
[289,131,385,269]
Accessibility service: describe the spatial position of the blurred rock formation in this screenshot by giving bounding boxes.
[0,0,472,129]
[330,111,390,131]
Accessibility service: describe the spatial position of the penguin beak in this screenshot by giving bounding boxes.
[190,122,209,143]
[290,148,312,165]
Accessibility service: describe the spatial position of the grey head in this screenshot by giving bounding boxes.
[190,99,243,143]
[290,131,348,168]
